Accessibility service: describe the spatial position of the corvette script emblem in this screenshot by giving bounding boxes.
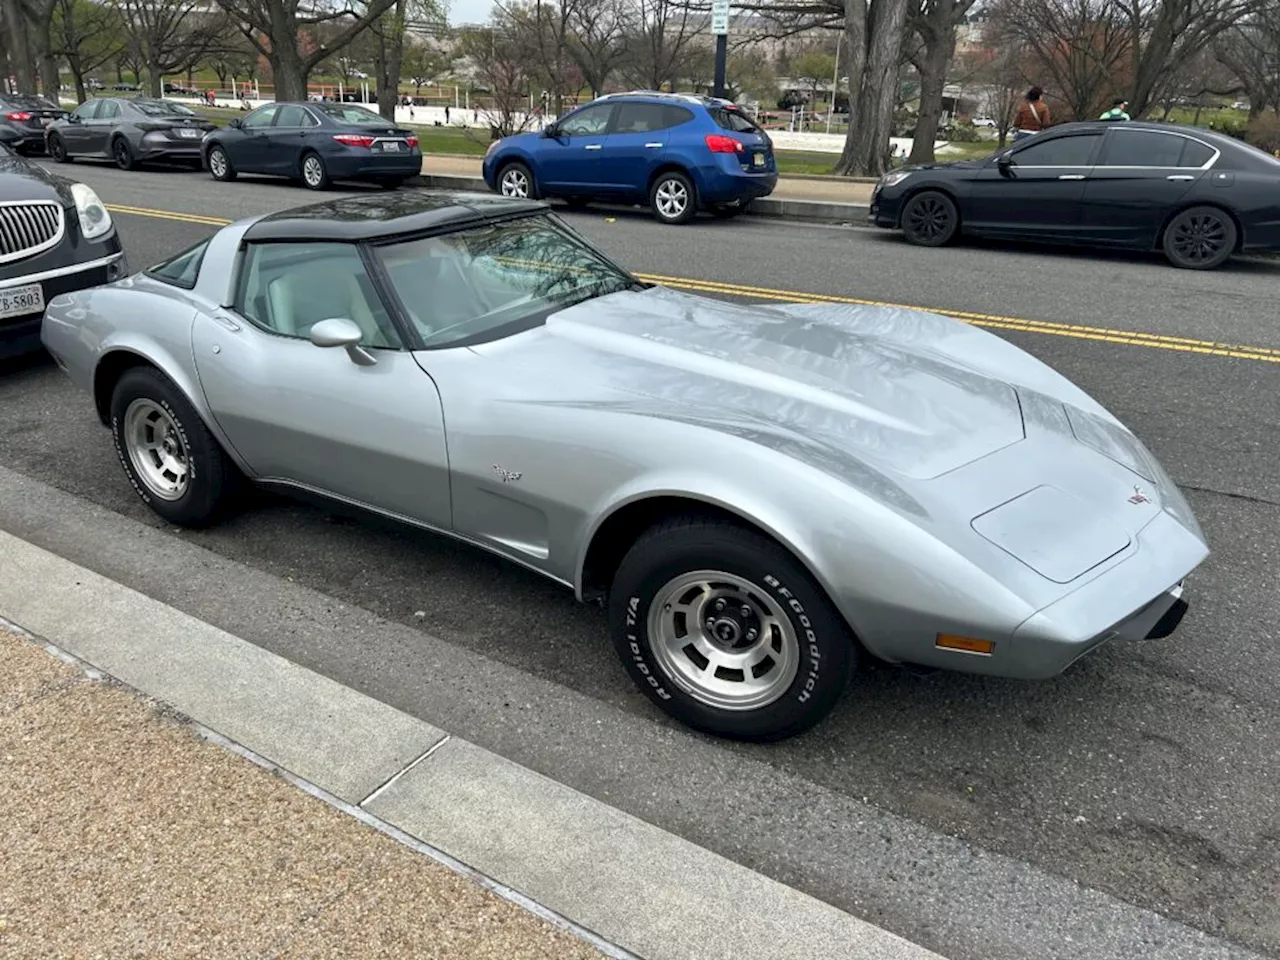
[1128,486,1152,504]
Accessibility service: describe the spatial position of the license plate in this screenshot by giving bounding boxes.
[381,141,402,152]
[752,153,766,168]
[0,282,44,320]
[177,128,200,139]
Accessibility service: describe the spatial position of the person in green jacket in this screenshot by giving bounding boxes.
[1100,98,1130,121]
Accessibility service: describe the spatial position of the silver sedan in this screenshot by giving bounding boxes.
[41,192,1209,740]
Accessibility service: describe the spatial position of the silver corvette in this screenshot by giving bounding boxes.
[42,192,1210,740]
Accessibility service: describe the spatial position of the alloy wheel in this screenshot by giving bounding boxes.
[500,167,529,198]
[123,399,190,502]
[646,570,801,711]
[1171,214,1227,265]
[655,178,689,219]
[905,195,951,243]
[209,148,228,179]
[303,155,324,187]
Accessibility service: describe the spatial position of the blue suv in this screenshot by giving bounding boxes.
[481,92,778,224]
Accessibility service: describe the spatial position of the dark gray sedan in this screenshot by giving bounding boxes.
[45,97,215,170]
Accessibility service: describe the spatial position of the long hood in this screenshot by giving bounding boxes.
[480,286,1026,481]
[0,155,71,204]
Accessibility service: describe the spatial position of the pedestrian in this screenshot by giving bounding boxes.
[1099,98,1130,121]
[1011,87,1048,141]
[445,105,450,123]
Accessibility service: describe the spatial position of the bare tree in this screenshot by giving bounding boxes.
[904,0,978,163]
[366,0,442,119]
[1215,12,1280,119]
[114,0,226,96]
[837,0,913,175]
[496,0,582,114]
[54,0,127,101]
[566,0,629,97]
[457,23,536,136]
[2,0,37,93]
[623,0,704,91]
[213,0,400,101]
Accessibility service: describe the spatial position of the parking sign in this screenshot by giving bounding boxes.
[712,0,730,34]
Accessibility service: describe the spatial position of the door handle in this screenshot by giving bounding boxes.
[584,144,602,150]
[1057,174,1085,180]
[644,142,664,148]
[1166,174,1194,181]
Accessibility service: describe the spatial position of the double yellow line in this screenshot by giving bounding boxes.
[105,203,1280,365]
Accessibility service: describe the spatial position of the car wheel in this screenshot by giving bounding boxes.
[47,135,70,163]
[1162,206,1237,270]
[608,517,856,741]
[498,161,537,199]
[207,145,236,181]
[112,136,136,171]
[301,151,331,190]
[709,200,749,219]
[110,367,239,528]
[900,190,959,247]
[649,171,696,225]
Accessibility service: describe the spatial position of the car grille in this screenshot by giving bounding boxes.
[0,201,65,264]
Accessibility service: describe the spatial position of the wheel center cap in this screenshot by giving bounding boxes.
[711,617,741,646]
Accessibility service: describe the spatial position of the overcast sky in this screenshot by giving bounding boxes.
[449,0,493,25]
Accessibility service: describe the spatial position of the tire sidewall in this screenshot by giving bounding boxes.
[302,152,329,190]
[113,137,134,170]
[650,172,696,225]
[499,161,537,200]
[1163,206,1235,270]
[901,190,958,247]
[48,135,68,162]
[610,534,852,740]
[208,145,233,181]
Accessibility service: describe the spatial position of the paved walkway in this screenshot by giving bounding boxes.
[420,154,876,205]
[0,628,605,960]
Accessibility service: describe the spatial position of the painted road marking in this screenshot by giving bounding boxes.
[106,203,1280,365]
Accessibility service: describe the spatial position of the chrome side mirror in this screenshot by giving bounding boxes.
[309,317,376,366]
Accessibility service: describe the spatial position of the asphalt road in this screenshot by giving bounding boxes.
[3,159,1280,959]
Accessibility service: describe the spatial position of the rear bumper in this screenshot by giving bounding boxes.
[5,131,47,153]
[326,151,423,180]
[696,165,778,205]
[138,134,207,161]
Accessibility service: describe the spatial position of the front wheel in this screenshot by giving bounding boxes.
[1162,206,1236,270]
[609,518,856,741]
[649,171,696,224]
[47,134,70,163]
[110,367,239,528]
[207,144,236,181]
[498,161,537,199]
[301,151,331,190]
[900,190,959,247]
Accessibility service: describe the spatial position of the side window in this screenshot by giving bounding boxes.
[613,103,669,134]
[242,106,278,129]
[1011,134,1100,166]
[97,100,120,120]
[234,241,400,349]
[559,105,612,136]
[275,104,313,127]
[1179,138,1215,168]
[73,100,100,121]
[148,238,209,289]
[1098,130,1184,167]
[662,105,695,128]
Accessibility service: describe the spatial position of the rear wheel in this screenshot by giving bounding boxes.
[649,171,696,225]
[498,161,536,199]
[608,517,855,740]
[900,190,959,247]
[207,144,236,181]
[301,151,331,190]
[1162,205,1236,270]
[112,136,135,171]
[47,134,70,163]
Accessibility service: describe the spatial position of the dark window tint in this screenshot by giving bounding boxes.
[148,238,210,289]
[613,102,670,134]
[242,106,277,129]
[1100,130,1183,167]
[709,106,760,133]
[1011,133,1099,166]
[235,242,399,349]
[662,105,694,128]
[275,104,315,127]
[97,100,120,120]
[558,104,612,136]
[1179,138,1215,168]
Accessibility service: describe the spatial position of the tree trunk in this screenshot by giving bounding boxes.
[71,63,86,103]
[836,0,911,177]
[148,68,163,98]
[3,0,36,93]
[909,28,953,165]
[269,46,308,101]
[376,23,406,121]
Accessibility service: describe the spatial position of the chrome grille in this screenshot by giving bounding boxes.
[0,201,65,264]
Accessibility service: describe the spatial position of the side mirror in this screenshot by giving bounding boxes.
[997,152,1013,167]
[227,117,242,129]
[309,317,376,366]
[543,124,560,138]
[68,114,82,124]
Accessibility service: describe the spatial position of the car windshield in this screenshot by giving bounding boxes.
[709,106,761,133]
[314,104,386,125]
[133,99,197,117]
[376,214,638,348]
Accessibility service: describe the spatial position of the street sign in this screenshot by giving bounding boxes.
[711,0,730,34]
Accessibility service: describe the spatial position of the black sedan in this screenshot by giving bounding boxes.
[870,121,1280,269]
[0,93,67,155]
[45,97,215,170]
[0,143,126,359]
[202,101,422,191]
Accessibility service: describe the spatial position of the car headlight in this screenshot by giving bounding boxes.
[70,183,112,241]
[880,170,911,188]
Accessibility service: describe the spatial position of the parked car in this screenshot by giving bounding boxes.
[870,120,1280,269]
[0,142,126,359]
[481,92,779,224]
[971,116,996,129]
[202,101,421,190]
[112,82,140,92]
[0,93,68,155]
[45,97,215,169]
[41,192,1207,740]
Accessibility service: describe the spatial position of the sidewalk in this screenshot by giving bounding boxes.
[0,627,606,960]
[419,155,874,222]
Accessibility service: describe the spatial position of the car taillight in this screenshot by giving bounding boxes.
[333,133,376,148]
[405,136,419,149]
[705,134,744,154]
[5,111,33,121]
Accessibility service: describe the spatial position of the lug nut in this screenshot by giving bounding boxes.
[746,629,758,641]
[714,599,726,611]
[705,618,715,628]
[740,605,751,617]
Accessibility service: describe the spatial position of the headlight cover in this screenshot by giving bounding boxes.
[880,170,912,188]
[70,183,112,240]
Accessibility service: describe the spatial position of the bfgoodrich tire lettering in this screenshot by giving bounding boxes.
[608,517,855,740]
[109,367,238,527]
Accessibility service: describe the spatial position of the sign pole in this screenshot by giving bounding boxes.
[711,0,730,98]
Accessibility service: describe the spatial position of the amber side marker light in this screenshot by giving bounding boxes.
[936,634,996,655]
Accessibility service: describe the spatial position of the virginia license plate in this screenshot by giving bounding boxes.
[0,282,44,319]
[752,153,766,168]
[176,128,201,138]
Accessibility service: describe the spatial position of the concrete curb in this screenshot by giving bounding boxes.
[0,529,947,960]
[412,173,870,225]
